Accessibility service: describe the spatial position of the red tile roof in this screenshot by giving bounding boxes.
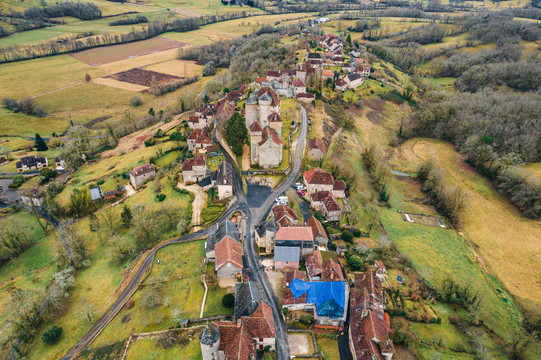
[310,191,331,202]
[333,180,346,191]
[323,195,342,212]
[129,164,155,177]
[354,271,384,303]
[305,216,328,241]
[267,111,282,123]
[293,78,306,87]
[272,204,298,224]
[308,138,325,153]
[243,301,276,338]
[335,79,347,87]
[267,70,280,78]
[275,227,314,242]
[215,236,243,270]
[297,92,315,99]
[321,259,344,281]
[305,250,323,278]
[182,155,206,171]
[322,70,334,77]
[259,127,282,147]
[304,167,334,185]
[249,120,263,133]
[282,270,307,305]
[256,76,267,84]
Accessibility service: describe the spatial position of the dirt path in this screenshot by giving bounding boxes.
[242,144,250,171]
[177,181,207,231]
[124,184,136,197]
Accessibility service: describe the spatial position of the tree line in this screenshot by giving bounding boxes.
[8,2,102,21]
[0,11,253,63]
[407,90,541,218]
[109,15,148,26]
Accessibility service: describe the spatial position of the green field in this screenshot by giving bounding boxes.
[125,333,202,360]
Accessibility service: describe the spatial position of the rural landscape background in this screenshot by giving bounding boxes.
[0,0,540,359]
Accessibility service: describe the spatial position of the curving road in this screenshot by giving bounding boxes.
[61,105,308,360]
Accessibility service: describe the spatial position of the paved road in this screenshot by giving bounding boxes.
[61,105,308,360]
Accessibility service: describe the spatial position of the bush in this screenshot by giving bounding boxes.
[299,314,312,325]
[346,254,363,271]
[130,96,143,107]
[38,168,58,185]
[341,231,353,243]
[222,293,234,308]
[353,229,362,237]
[2,98,47,117]
[144,138,155,147]
[97,179,105,185]
[8,175,25,189]
[42,325,63,345]
[202,61,217,76]
[156,194,166,201]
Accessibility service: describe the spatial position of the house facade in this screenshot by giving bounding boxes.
[210,161,234,199]
[182,155,207,184]
[274,226,315,257]
[187,129,213,152]
[307,138,325,161]
[215,236,243,288]
[16,155,48,173]
[245,87,281,130]
[128,164,155,189]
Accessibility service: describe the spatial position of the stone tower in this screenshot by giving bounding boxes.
[199,322,221,360]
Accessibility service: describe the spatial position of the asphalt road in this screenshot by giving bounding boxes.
[61,105,308,360]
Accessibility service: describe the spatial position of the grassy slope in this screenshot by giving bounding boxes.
[125,335,202,360]
[389,138,541,323]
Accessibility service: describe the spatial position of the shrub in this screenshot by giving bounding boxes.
[346,254,363,271]
[353,229,362,237]
[392,331,405,345]
[222,293,234,308]
[38,168,58,185]
[96,179,105,185]
[282,307,289,316]
[341,231,353,243]
[144,139,155,147]
[8,175,25,189]
[299,314,312,325]
[156,194,166,201]
[42,325,63,345]
[130,96,143,107]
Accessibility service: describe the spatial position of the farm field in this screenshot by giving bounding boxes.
[124,333,202,360]
[70,37,187,66]
[389,138,541,322]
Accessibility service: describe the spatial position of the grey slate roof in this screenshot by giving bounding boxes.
[274,246,300,263]
[206,220,240,253]
[89,186,102,201]
[234,281,263,320]
[199,322,220,345]
[200,176,212,188]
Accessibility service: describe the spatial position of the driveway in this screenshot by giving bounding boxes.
[177,182,207,230]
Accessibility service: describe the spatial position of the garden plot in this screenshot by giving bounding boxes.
[400,211,447,228]
[107,68,181,87]
[70,37,187,66]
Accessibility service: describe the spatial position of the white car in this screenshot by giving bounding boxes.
[276,196,288,204]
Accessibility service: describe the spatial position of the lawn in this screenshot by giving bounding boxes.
[379,207,522,344]
[0,211,56,349]
[125,333,202,360]
[91,240,218,347]
[316,336,339,360]
[389,138,541,323]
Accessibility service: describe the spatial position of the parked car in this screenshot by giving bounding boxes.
[297,190,305,196]
[296,184,306,191]
[275,196,288,204]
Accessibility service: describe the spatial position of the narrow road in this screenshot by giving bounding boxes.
[61,105,308,360]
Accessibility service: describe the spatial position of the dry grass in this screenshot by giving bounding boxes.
[92,77,148,92]
[390,138,541,319]
[96,48,181,74]
[144,59,203,78]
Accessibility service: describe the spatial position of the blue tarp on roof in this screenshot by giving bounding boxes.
[289,279,346,318]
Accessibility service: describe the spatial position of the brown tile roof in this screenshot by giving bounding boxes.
[272,204,298,224]
[293,78,306,87]
[187,128,205,140]
[259,127,282,147]
[308,138,325,153]
[305,250,323,278]
[182,155,206,171]
[321,259,344,281]
[323,195,342,212]
[304,167,334,185]
[195,132,213,145]
[243,301,276,338]
[333,179,346,191]
[188,115,199,123]
[267,111,282,123]
[278,217,292,227]
[297,92,315,99]
[310,191,331,202]
[355,271,384,304]
[256,76,267,84]
[249,120,263,133]
[335,78,346,86]
[275,227,314,242]
[305,216,328,241]
[282,270,307,305]
[215,236,243,270]
[129,164,155,177]
[267,70,280,78]
[257,87,281,107]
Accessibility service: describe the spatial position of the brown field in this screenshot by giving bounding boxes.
[96,48,181,74]
[390,138,541,319]
[70,37,187,66]
[144,59,203,77]
[108,68,181,86]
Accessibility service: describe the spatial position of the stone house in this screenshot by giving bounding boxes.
[205,220,240,262]
[255,217,279,254]
[54,156,65,170]
[128,163,155,190]
[215,236,243,288]
[332,180,346,198]
[187,129,213,152]
[335,78,347,91]
[310,190,332,209]
[200,301,276,360]
[304,168,335,194]
[305,216,329,246]
[274,246,300,270]
[182,155,207,184]
[307,138,325,161]
[296,92,315,103]
[322,70,334,81]
[292,78,306,95]
[210,161,234,199]
[322,194,343,222]
[345,73,364,89]
[251,127,283,169]
[271,204,299,227]
[274,226,315,258]
[16,155,48,173]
